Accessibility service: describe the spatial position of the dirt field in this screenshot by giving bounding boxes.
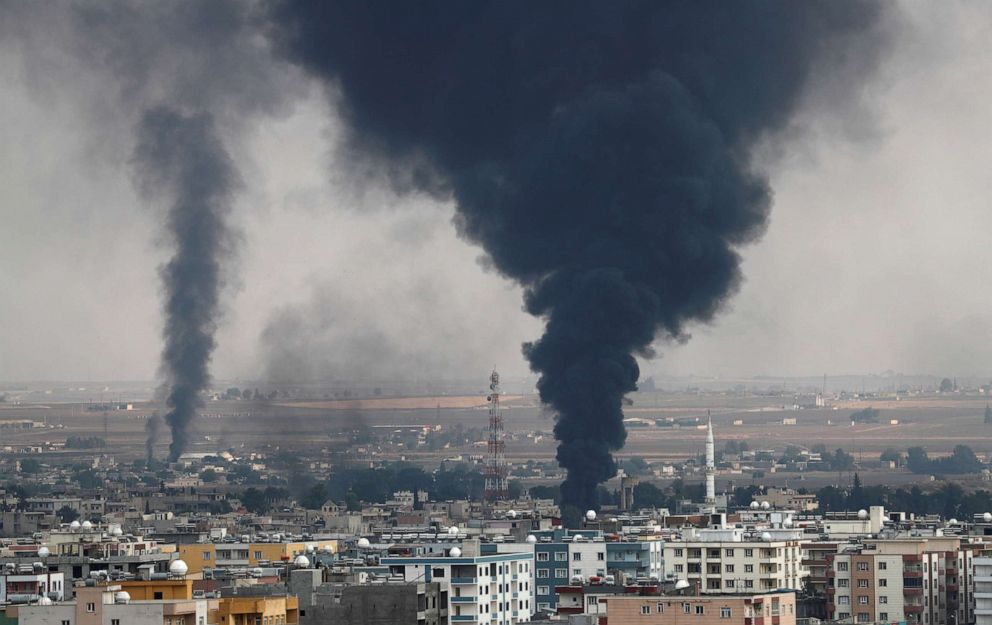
[2,392,991,469]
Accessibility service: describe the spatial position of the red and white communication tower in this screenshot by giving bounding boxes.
[484,369,508,502]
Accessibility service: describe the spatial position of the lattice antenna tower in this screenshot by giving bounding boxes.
[484,369,508,502]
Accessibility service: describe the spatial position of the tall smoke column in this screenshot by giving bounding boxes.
[134,107,238,461]
[270,1,887,512]
[145,414,162,462]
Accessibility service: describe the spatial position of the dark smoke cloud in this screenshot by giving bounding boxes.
[133,108,239,461]
[145,413,163,462]
[2,1,304,457]
[269,1,889,510]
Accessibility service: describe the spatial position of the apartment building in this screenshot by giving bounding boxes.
[382,543,533,624]
[602,590,797,625]
[826,538,975,625]
[974,554,992,625]
[13,584,213,625]
[664,529,806,594]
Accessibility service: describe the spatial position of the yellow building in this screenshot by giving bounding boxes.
[217,595,299,625]
[117,578,195,601]
[181,541,338,573]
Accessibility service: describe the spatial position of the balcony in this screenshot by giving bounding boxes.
[904,587,924,596]
[451,616,479,623]
[451,597,476,604]
[452,578,476,584]
[905,605,924,614]
[948,584,959,592]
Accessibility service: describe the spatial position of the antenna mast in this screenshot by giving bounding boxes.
[484,369,508,503]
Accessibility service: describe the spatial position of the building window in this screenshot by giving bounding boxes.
[556,569,567,578]
[838,579,849,588]
[657,603,665,613]
[726,580,735,588]
[675,564,684,573]
[745,580,754,588]
[537,569,548,578]
[745,549,754,557]
[879,562,887,570]
[573,569,582,576]
[839,613,850,621]
[745,565,753,573]
[859,596,869,605]
[879,579,887,587]
[696,605,705,615]
[839,597,850,605]
[555,552,567,561]
[858,579,868,588]
[726,549,735,557]
[537,553,549,562]
[597,553,605,561]
[642,606,652,615]
[880,613,889,621]
[838,562,849,572]
[86,603,96,613]
[537,586,549,596]
[254,551,262,559]
[721,608,732,619]
[573,553,581,561]
[62,621,71,625]
[879,596,888,604]
[683,603,692,614]
[675,549,684,557]
[858,562,869,571]
[858,613,870,623]
[112,621,120,625]
[725,565,734,573]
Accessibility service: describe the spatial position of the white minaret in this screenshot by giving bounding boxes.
[705,412,716,503]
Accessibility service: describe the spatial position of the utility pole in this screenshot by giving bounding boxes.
[484,369,508,507]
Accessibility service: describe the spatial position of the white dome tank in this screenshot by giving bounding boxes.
[507,510,517,519]
[525,535,537,544]
[294,555,310,567]
[447,526,459,535]
[585,510,597,521]
[81,521,93,530]
[857,509,868,520]
[449,547,462,557]
[750,501,760,510]
[69,520,81,531]
[760,532,772,542]
[169,560,189,576]
[37,546,50,558]
[114,591,130,604]
[357,537,371,548]
[984,512,992,523]
[760,501,770,510]
[38,596,54,606]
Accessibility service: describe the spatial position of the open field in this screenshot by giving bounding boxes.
[2,392,991,470]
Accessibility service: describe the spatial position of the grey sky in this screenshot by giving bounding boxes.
[0,2,990,383]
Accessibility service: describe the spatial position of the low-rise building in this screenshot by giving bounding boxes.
[602,590,796,625]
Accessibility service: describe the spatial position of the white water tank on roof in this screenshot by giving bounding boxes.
[169,560,189,577]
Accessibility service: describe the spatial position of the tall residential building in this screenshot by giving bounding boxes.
[974,553,992,625]
[382,543,533,624]
[826,538,975,625]
[664,529,806,593]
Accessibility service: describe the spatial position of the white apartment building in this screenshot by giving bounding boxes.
[383,544,533,624]
[975,555,992,625]
[664,529,806,593]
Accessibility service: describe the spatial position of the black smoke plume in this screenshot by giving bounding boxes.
[134,107,238,461]
[145,413,163,462]
[269,2,886,511]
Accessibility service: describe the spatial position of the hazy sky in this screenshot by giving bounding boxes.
[1,2,990,383]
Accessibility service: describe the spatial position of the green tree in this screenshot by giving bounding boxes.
[19,458,41,474]
[56,505,79,523]
[879,448,903,466]
[240,487,268,514]
[849,473,865,509]
[200,469,218,483]
[907,447,930,474]
[940,378,954,393]
[345,490,361,511]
